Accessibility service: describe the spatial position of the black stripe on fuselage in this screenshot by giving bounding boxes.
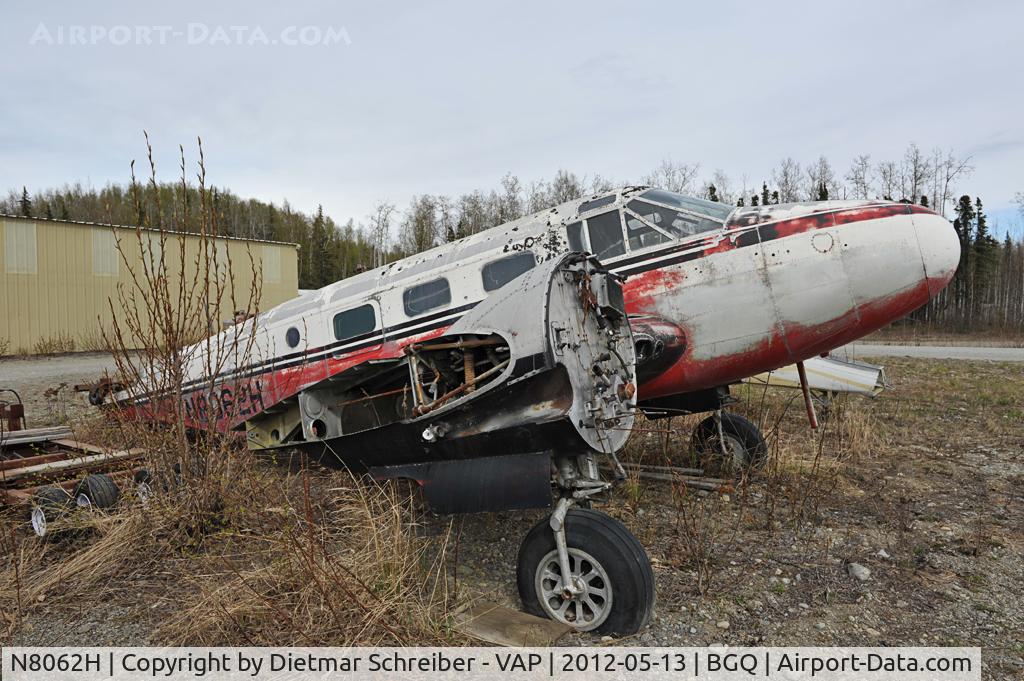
[179,209,861,396]
[179,302,478,390]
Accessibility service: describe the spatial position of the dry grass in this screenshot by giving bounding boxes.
[158,466,459,645]
[30,333,78,355]
[76,330,112,353]
[0,447,461,645]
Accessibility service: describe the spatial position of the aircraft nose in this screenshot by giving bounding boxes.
[912,208,961,295]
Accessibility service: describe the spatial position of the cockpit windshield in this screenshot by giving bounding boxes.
[621,190,732,247]
[626,200,722,241]
[639,189,734,222]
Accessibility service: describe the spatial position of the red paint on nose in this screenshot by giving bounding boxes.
[623,269,685,314]
[636,278,937,400]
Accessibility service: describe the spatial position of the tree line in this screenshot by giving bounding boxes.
[4,142,1021,332]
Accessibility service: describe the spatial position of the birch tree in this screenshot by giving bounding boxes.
[643,159,700,194]
[771,158,802,203]
[846,155,872,200]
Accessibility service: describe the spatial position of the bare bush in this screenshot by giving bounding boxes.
[0,137,459,646]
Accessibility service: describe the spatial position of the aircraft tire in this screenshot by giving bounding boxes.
[691,412,768,472]
[30,486,73,538]
[517,508,654,635]
[73,473,121,510]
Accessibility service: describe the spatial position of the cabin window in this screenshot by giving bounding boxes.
[285,327,301,348]
[586,211,626,260]
[566,222,586,252]
[577,194,616,214]
[403,278,451,317]
[333,304,376,341]
[482,252,536,292]
[625,211,671,251]
[627,200,721,239]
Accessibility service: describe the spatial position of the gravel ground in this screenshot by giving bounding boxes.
[433,357,1024,678]
[0,352,117,427]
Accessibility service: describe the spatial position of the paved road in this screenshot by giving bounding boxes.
[837,343,1024,362]
[2,343,1020,390]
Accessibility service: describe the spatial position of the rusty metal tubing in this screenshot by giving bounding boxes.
[463,351,476,393]
[330,386,410,409]
[603,466,731,491]
[618,461,704,476]
[796,360,819,429]
[413,359,510,416]
[407,353,428,406]
[411,338,504,352]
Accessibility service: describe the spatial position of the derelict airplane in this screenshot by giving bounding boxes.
[108,186,960,635]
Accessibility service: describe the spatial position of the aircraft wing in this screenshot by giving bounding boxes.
[743,354,888,396]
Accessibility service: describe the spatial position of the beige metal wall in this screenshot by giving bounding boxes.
[0,216,298,354]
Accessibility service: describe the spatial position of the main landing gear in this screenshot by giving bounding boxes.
[515,452,655,635]
[691,411,767,475]
[513,411,766,636]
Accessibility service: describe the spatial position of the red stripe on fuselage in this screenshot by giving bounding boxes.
[147,203,922,430]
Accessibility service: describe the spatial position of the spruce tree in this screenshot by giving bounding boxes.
[761,182,770,206]
[952,195,976,321]
[19,187,32,217]
[973,197,997,293]
[309,205,329,289]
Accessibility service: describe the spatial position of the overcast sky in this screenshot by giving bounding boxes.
[1,1,1021,232]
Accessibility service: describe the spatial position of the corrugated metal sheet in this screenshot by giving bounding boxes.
[0,216,299,354]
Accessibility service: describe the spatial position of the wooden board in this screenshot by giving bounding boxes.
[0,426,73,447]
[1,450,79,472]
[0,449,143,484]
[454,600,572,646]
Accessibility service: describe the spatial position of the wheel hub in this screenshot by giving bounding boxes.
[30,507,47,537]
[719,434,747,469]
[536,547,612,631]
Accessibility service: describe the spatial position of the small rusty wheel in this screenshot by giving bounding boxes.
[30,486,72,538]
[692,413,767,474]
